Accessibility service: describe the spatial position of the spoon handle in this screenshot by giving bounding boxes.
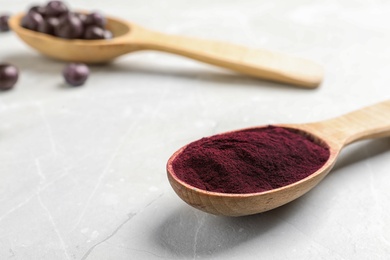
[135,29,323,88]
[307,100,390,146]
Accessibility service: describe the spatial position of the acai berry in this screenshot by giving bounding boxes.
[37,17,59,35]
[63,63,89,86]
[84,25,105,40]
[0,64,19,90]
[84,12,106,28]
[21,11,44,31]
[45,0,68,17]
[55,13,84,39]
[0,14,10,32]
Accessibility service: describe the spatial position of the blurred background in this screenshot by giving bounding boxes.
[0,0,389,259]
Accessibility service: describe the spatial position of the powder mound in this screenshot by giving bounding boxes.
[172,126,330,194]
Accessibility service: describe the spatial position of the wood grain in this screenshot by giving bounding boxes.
[136,29,323,88]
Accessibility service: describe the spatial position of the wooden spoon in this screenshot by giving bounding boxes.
[9,13,323,88]
[167,100,390,216]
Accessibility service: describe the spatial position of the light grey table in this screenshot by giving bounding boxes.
[1,0,389,259]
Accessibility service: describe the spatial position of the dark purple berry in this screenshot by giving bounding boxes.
[0,64,19,90]
[21,11,44,31]
[20,4,113,40]
[84,25,105,39]
[45,1,68,17]
[29,5,46,16]
[37,17,59,35]
[0,14,10,32]
[55,13,84,39]
[85,12,105,28]
[63,63,89,86]
[103,29,113,39]
[76,13,87,24]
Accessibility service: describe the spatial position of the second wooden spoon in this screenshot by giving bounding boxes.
[9,13,323,88]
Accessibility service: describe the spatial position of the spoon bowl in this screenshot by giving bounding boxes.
[9,12,323,88]
[9,13,138,63]
[167,100,390,216]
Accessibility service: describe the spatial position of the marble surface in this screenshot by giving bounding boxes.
[1,0,390,259]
